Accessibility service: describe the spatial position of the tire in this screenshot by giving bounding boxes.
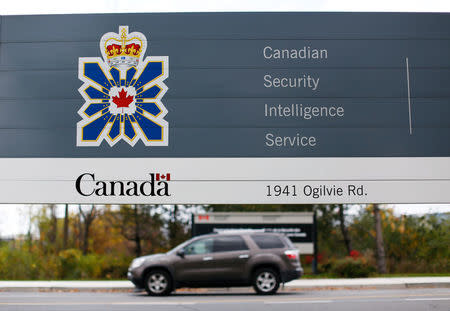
[252,268,280,295]
[144,269,173,296]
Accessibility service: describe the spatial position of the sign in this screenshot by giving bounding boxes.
[192,212,316,254]
[0,13,449,203]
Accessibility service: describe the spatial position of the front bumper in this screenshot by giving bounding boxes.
[127,270,144,289]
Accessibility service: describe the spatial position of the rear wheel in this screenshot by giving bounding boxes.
[252,268,280,295]
[144,270,173,296]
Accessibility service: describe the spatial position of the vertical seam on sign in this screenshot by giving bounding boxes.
[406,57,413,135]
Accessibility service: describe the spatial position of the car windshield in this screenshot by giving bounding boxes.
[166,239,192,255]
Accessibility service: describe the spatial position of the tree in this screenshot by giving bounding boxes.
[167,205,190,248]
[35,205,59,253]
[337,204,353,255]
[373,204,387,274]
[24,205,35,252]
[63,204,69,249]
[78,205,97,255]
[48,205,58,246]
[113,205,164,257]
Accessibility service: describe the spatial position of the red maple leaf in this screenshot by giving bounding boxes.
[112,89,134,108]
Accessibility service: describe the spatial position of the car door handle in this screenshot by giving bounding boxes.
[203,256,213,261]
[238,254,249,259]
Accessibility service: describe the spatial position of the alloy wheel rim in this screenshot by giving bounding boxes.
[256,271,276,292]
[148,273,168,293]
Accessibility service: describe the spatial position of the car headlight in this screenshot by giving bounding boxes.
[130,257,146,269]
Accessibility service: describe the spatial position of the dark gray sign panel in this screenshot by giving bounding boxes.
[193,223,313,244]
[192,212,315,254]
[0,12,449,157]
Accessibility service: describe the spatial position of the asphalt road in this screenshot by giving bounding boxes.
[0,288,448,311]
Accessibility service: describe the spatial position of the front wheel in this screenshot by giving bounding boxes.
[144,270,173,296]
[252,268,280,295]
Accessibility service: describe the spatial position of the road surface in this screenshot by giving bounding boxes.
[0,287,448,310]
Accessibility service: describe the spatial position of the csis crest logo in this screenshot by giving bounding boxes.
[77,26,169,147]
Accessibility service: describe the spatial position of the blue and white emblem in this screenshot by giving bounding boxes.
[77,26,169,146]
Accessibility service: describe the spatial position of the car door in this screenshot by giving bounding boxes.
[207,235,251,282]
[173,237,214,283]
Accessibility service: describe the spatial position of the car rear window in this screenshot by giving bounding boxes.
[213,235,249,252]
[283,236,296,249]
[251,234,285,249]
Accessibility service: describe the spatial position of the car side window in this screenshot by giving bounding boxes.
[212,235,249,253]
[184,238,213,255]
[251,234,285,249]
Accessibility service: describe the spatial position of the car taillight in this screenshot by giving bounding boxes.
[284,250,299,260]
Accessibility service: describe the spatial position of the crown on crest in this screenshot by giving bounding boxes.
[100,26,148,69]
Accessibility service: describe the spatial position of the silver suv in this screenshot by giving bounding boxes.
[128,232,303,295]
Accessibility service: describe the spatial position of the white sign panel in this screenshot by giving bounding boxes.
[0,158,448,204]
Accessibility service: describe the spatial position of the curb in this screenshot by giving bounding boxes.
[0,278,449,292]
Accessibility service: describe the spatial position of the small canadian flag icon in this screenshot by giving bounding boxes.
[156,173,171,181]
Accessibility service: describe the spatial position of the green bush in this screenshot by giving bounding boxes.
[0,245,58,280]
[58,249,82,279]
[99,255,131,279]
[330,257,376,278]
[58,249,130,279]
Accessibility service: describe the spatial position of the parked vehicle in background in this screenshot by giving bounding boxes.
[128,232,303,295]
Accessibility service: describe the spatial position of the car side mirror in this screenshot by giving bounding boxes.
[176,249,185,258]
